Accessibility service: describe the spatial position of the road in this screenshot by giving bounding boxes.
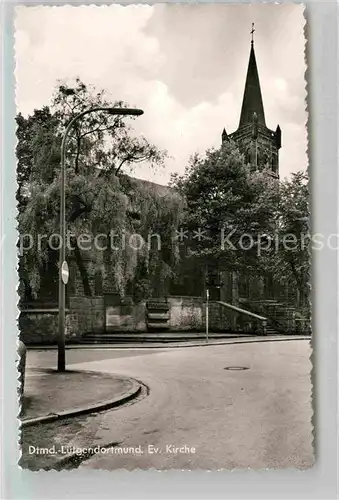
[24,340,314,470]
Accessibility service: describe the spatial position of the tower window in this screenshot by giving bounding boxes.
[271,153,277,173]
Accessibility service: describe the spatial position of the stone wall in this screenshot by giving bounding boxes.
[19,310,72,345]
[19,296,105,345]
[105,297,146,332]
[67,296,105,338]
[165,297,265,333]
[168,296,205,331]
[20,295,270,344]
[209,302,265,334]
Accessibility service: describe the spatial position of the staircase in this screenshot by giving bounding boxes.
[240,299,310,335]
[146,298,170,331]
[265,326,279,335]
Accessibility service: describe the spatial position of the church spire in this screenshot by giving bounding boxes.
[238,24,266,128]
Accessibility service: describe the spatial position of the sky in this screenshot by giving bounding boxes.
[15,4,307,185]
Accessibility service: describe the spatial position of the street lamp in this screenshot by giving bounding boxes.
[57,106,144,371]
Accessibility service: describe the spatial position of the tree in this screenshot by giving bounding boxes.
[17,78,175,301]
[171,139,310,310]
[16,107,60,211]
[170,140,280,277]
[52,78,164,176]
[271,171,310,308]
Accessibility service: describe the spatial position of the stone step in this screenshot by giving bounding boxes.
[147,323,170,330]
[79,332,260,344]
[147,312,170,320]
[250,300,278,304]
[146,300,169,311]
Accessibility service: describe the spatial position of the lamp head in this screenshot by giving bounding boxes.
[107,107,144,116]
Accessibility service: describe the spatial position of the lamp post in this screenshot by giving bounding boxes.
[57,106,144,371]
[205,288,209,344]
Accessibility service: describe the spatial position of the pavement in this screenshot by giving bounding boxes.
[21,367,142,426]
[20,339,314,471]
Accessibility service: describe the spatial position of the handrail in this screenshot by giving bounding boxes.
[215,301,267,322]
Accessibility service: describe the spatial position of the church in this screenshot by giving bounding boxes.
[170,28,283,306]
[20,31,310,345]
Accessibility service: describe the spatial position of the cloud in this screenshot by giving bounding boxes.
[15,4,307,185]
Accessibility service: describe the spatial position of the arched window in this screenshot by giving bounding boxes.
[246,147,252,165]
[94,268,103,296]
[271,153,277,173]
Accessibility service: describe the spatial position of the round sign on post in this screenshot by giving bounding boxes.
[61,260,69,285]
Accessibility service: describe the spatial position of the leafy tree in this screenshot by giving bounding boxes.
[52,78,164,176]
[171,140,280,277]
[271,171,310,308]
[16,107,60,211]
[171,141,310,310]
[17,78,175,301]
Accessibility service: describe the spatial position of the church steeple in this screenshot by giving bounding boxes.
[221,25,281,178]
[238,25,266,128]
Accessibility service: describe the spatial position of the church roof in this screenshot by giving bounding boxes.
[238,41,266,128]
[127,175,173,198]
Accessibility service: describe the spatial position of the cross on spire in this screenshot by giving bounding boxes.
[250,22,255,44]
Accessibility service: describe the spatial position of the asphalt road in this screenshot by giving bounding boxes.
[26,347,166,368]
[23,340,314,470]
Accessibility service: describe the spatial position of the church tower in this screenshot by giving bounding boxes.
[222,24,281,178]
